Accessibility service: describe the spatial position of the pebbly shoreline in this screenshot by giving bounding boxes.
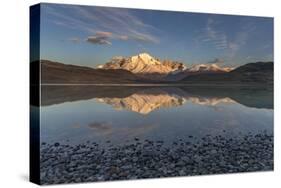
[40,133,273,185]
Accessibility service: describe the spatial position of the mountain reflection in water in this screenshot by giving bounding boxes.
[41,86,273,114]
[95,90,235,114]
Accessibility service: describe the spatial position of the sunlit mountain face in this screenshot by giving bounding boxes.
[99,53,187,74]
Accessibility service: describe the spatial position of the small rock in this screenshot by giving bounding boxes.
[54,142,60,147]
[210,149,217,154]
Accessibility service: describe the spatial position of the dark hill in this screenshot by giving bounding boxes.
[231,61,273,73]
[181,62,273,85]
[33,60,145,84]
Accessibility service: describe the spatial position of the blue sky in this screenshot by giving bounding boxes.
[39,3,273,68]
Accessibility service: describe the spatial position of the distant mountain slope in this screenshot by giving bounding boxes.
[36,60,145,84]
[181,62,273,84]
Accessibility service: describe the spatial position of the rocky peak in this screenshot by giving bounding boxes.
[130,53,161,65]
[100,53,184,76]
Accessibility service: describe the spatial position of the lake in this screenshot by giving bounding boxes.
[38,86,273,184]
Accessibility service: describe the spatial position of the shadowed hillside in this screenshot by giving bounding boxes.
[33,60,147,84]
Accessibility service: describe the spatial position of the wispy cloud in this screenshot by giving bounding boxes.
[44,4,159,45]
[227,22,254,58]
[198,17,257,60]
[200,18,228,50]
[67,37,80,43]
[260,42,273,50]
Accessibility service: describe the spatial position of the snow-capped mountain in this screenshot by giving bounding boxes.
[166,63,234,81]
[98,53,234,80]
[98,53,186,78]
[187,63,234,73]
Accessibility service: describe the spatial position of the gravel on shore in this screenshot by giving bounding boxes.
[40,133,273,185]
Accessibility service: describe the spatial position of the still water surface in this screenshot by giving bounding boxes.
[40,86,273,146]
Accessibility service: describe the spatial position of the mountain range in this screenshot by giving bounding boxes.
[99,53,234,80]
[35,52,273,85]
